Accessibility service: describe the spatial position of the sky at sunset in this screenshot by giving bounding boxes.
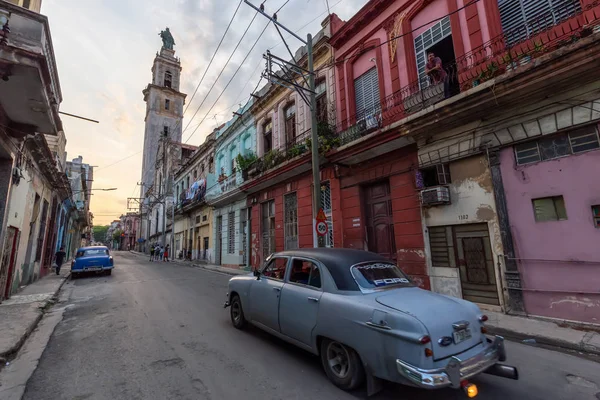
[43,0,365,225]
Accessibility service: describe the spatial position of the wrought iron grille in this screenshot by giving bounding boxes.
[228,212,235,254]
[284,193,298,250]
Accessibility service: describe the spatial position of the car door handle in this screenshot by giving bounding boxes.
[273,287,281,292]
[307,297,319,302]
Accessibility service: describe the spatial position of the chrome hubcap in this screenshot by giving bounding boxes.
[231,301,241,322]
[326,342,350,379]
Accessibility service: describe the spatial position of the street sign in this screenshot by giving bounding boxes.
[316,220,328,237]
[316,208,327,222]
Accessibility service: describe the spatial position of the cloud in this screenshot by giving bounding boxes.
[43,0,365,224]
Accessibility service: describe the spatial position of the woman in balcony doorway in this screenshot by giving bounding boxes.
[425,51,450,99]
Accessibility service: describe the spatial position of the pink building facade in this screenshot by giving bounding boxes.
[500,125,600,324]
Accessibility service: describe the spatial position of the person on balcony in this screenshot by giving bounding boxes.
[425,51,450,99]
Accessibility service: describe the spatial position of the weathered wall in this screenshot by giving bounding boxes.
[422,154,505,306]
[500,146,600,324]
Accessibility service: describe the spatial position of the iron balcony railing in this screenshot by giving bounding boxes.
[335,0,600,147]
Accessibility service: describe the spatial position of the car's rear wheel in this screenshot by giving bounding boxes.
[320,339,364,391]
[230,295,246,329]
[106,269,112,276]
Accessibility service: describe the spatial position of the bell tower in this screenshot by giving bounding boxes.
[140,29,187,196]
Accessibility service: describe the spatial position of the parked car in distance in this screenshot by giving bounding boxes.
[71,246,114,278]
[224,248,518,397]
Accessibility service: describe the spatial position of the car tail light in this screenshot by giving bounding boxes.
[481,326,488,334]
[424,348,433,357]
[419,335,431,344]
[479,315,488,323]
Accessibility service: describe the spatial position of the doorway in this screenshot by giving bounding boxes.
[427,36,460,97]
[0,227,20,300]
[216,216,222,265]
[363,181,396,259]
[454,224,499,305]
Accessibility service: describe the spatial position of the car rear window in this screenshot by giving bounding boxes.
[351,263,413,289]
[76,249,109,257]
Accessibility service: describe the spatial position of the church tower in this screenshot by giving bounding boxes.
[140,29,187,197]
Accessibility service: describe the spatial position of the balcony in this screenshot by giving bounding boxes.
[205,171,246,207]
[0,1,62,137]
[333,1,600,154]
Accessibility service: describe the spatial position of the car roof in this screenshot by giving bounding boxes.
[274,248,390,291]
[77,246,109,251]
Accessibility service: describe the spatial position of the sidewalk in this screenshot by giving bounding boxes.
[0,270,70,362]
[127,251,599,356]
[486,310,600,356]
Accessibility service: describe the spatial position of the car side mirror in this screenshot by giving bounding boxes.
[253,269,261,279]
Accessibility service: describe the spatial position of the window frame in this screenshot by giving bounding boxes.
[263,119,273,153]
[354,67,381,118]
[164,71,172,88]
[165,99,170,110]
[260,256,290,281]
[532,195,567,222]
[284,103,297,146]
[287,257,323,290]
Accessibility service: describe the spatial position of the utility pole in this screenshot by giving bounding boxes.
[244,0,323,247]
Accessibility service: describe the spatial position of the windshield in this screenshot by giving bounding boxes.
[76,249,109,258]
[351,262,413,289]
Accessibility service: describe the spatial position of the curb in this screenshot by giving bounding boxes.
[127,250,246,276]
[487,325,600,357]
[0,272,71,361]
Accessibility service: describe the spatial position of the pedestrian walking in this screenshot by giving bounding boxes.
[159,245,164,261]
[150,245,155,261]
[164,245,170,262]
[54,246,67,275]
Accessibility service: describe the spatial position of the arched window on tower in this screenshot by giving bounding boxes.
[164,71,172,88]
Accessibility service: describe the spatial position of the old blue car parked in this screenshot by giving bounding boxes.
[71,246,113,278]
[224,248,518,397]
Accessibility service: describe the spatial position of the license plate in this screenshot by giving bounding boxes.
[453,328,472,344]
[86,267,101,271]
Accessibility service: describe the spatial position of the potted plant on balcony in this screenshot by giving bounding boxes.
[235,152,257,180]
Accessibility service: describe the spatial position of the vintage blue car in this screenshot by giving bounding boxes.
[224,248,518,397]
[71,246,114,278]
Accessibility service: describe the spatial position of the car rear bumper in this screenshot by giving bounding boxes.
[395,336,516,389]
[72,266,113,272]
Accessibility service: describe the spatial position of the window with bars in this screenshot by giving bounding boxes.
[514,125,600,165]
[498,0,582,46]
[284,193,298,250]
[354,68,380,119]
[228,212,235,254]
[321,181,334,248]
[263,120,273,153]
[414,17,451,88]
[284,104,296,148]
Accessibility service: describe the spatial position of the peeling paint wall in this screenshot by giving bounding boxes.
[422,154,505,308]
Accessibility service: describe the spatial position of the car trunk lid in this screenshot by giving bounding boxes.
[375,287,481,360]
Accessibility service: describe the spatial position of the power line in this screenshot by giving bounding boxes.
[181,7,262,136]
[180,0,245,128]
[185,18,274,143]
[96,150,141,170]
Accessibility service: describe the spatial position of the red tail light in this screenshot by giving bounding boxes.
[479,315,488,322]
[419,335,431,344]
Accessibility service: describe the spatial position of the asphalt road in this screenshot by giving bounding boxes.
[22,252,600,400]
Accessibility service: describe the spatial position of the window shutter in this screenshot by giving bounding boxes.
[354,67,380,117]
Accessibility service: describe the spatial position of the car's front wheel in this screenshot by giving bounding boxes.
[320,339,364,391]
[230,295,246,329]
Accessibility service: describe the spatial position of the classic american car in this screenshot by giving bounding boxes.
[71,246,114,278]
[224,248,518,397]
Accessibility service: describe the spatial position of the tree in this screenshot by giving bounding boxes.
[93,225,109,244]
[112,229,123,241]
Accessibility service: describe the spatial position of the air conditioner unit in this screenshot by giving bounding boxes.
[421,186,450,206]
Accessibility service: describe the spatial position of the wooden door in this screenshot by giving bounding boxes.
[364,181,396,259]
[0,227,20,300]
[454,224,499,305]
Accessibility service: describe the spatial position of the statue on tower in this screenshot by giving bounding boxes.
[159,27,175,50]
